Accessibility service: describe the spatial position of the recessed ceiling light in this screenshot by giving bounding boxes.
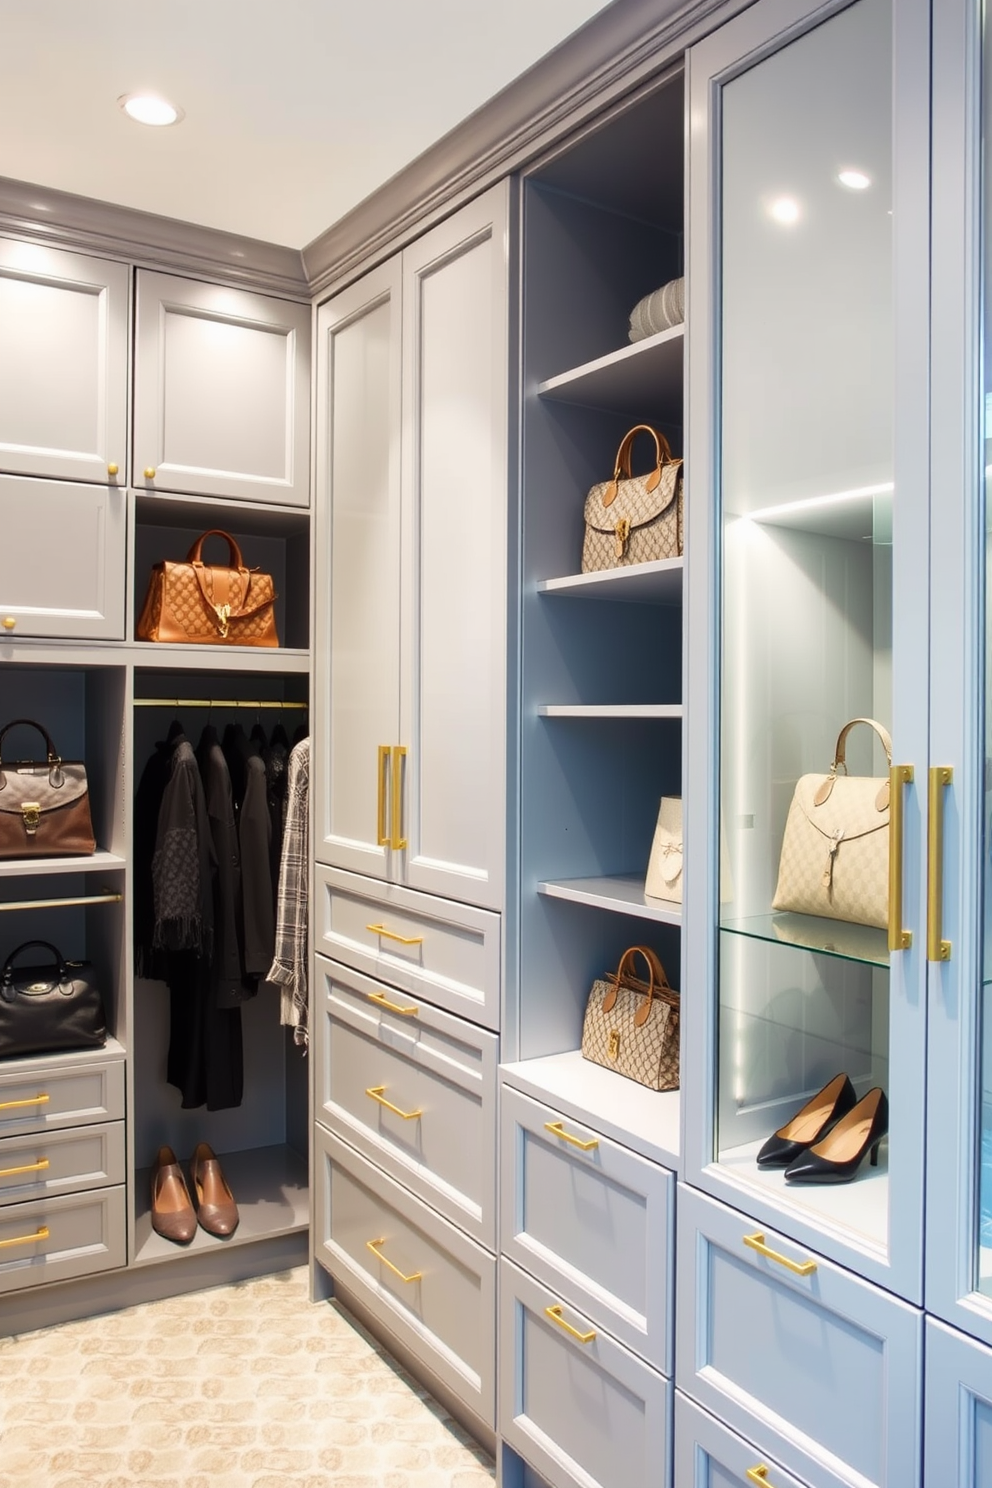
[838,169,871,190]
[119,93,184,127]
[769,196,801,226]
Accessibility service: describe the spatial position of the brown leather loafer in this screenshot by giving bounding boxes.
[189,1142,239,1237]
[150,1145,197,1244]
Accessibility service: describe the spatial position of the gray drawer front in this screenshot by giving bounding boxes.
[314,1126,495,1426]
[676,1185,922,1488]
[0,1184,126,1294]
[925,1319,992,1488]
[0,1058,126,1137]
[675,1392,809,1488]
[501,1083,674,1374]
[314,955,497,1247]
[0,1121,125,1204]
[499,1256,672,1488]
[314,864,500,1030]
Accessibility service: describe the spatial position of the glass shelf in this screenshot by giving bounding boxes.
[720,913,889,969]
[537,557,683,605]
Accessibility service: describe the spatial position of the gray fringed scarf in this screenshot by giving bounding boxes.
[151,738,214,958]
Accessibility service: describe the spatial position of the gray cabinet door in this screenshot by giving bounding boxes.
[674,1393,811,1488]
[925,1319,992,1488]
[0,476,125,639]
[0,240,128,486]
[133,270,310,505]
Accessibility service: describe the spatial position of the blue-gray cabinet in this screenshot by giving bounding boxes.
[924,1320,992,1488]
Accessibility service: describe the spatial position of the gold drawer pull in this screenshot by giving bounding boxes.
[107,462,119,476]
[377,745,390,847]
[927,765,953,961]
[0,1094,50,1112]
[747,1469,776,1487]
[143,466,156,479]
[366,922,423,946]
[366,1085,422,1121]
[367,990,420,1017]
[544,1121,599,1152]
[0,1157,49,1180]
[1,616,15,631]
[743,1231,817,1277]
[0,1225,49,1250]
[391,745,408,851]
[888,763,914,951]
[544,1304,596,1344]
[366,1237,422,1283]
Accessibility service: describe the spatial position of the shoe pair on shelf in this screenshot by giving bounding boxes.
[756,1073,889,1184]
[150,1142,239,1244]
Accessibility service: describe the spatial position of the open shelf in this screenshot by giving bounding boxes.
[502,1050,680,1169]
[716,1138,889,1255]
[132,1142,308,1266]
[538,557,683,605]
[720,913,889,969]
[539,704,682,719]
[539,875,681,925]
[537,324,684,418]
[0,851,126,881]
[129,642,310,672]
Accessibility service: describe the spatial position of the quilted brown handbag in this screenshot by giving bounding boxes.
[0,720,96,859]
[582,425,684,572]
[137,529,279,646]
[581,945,680,1091]
[772,718,892,930]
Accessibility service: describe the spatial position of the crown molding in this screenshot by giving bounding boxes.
[302,0,748,299]
[0,176,309,299]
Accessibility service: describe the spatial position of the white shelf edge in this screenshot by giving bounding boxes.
[537,557,683,604]
[538,704,682,719]
[539,876,681,925]
[0,851,127,880]
[537,323,685,398]
[130,643,311,674]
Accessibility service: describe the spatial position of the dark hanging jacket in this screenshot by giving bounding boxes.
[196,726,255,1007]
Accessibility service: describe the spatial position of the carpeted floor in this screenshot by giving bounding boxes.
[0,1265,496,1488]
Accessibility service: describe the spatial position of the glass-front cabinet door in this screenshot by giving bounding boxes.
[685,0,932,1302]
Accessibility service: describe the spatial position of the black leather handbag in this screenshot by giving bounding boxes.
[0,941,107,1059]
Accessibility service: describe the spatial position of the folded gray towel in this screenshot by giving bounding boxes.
[628,276,685,342]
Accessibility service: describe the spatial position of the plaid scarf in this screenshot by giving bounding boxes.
[266,737,310,1046]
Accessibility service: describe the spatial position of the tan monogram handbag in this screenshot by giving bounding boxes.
[772,718,892,930]
[582,425,684,573]
[581,945,680,1091]
[645,796,683,903]
[0,720,96,859]
[137,529,279,646]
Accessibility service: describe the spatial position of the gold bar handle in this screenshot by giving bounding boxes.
[366,1085,423,1121]
[888,764,914,952]
[544,1304,596,1344]
[366,1237,422,1283]
[746,1469,775,1487]
[367,990,420,1017]
[743,1231,817,1277]
[0,1225,49,1250]
[928,766,953,961]
[377,745,390,848]
[390,746,408,851]
[366,922,424,946]
[544,1121,599,1152]
[0,1094,49,1112]
[0,1157,49,1180]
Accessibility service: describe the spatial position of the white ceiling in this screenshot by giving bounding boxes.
[0,0,613,250]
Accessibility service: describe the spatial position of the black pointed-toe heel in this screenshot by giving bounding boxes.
[784,1088,889,1185]
[756,1073,858,1168]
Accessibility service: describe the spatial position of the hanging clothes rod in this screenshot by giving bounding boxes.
[0,890,123,913]
[134,699,308,710]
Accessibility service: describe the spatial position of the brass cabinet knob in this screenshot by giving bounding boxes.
[107,462,119,476]
[2,616,16,631]
[143,467,156,480]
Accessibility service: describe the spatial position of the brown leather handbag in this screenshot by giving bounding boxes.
[0,720,96,859]
[137,529,279,646]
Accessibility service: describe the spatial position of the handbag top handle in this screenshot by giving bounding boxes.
[831,718,893,773]
[185,529,248,573]
[0,719,65,790]
[2,940,68,982]
[602,944,673,1024]
[603,425,673,508]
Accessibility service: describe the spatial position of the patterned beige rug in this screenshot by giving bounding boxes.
[0,1266,496,1488]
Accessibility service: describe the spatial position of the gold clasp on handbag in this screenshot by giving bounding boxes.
[212,603,232,639]
[20,802,41,835]
[608,1029,621,1061]
[614,517,631,559]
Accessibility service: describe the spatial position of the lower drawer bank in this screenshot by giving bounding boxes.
[313,1123,495,1429]
[499,1256,672,1488]
[0,1185,127,1294]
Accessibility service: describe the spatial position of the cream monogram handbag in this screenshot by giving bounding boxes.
[581,945,680,1091]
[582,425,684,572]
[772,718,892,930]
[645,796,683,903]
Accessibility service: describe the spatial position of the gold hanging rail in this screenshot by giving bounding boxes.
[0,890,123,913]
[134,698,308,710]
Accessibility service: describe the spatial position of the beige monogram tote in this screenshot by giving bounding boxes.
[582,425,683,572]
[772,718,892,930]
[581,945,680,1091]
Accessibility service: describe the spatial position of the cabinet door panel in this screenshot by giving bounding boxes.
[134,270,310,505]
[925,1320,992,1488]
[676,1185,922,1488]
[675,1393,810,1488]
[0,240,128,485]
[400,184,509,911]
[0,1185,125,1294]
[315,259,402,879]
[0,475,125,639]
